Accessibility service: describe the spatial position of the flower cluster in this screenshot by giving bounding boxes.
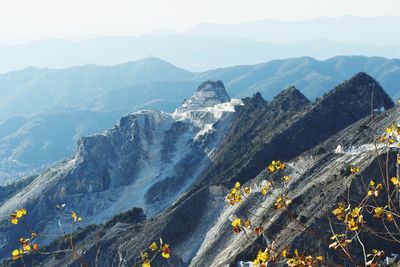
[282,249,323,267]
[274,194,292,209]
[332,203,364,231]
[141,239,171,267]
[230,217,264,236]
[267,160,285,173]
[225,182,243,205]
[260,180,272,196]
[71,211,82,223]
[350,166,360,174]
[252,245,323,267]
[12,233,39,261]
[9,208,41,261]
[10,208,27,225]
[9,204,86,263]
[225,160,289,207]
[367,180,383,197]
[253,249,270,266]
[373,206,395,221]
[379,123,400,146]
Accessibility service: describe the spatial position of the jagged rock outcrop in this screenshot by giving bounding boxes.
[199,73,393,186]
[0,81,241,260]
[177,80,230,111]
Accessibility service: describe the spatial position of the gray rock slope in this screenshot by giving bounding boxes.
[0,80,242,260]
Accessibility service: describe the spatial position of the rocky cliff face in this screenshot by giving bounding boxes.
[0,81,242,260]
[20,72,397,267]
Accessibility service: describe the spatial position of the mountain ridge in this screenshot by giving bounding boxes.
[1,55,400,185]
[10,73,397,267]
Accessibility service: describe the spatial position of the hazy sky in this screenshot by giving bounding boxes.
[1,0,399,44]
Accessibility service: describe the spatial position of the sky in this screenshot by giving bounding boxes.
[1,0,400,44]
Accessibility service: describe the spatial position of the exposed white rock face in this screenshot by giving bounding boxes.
[0,81,242,258]
[177,80,231,111]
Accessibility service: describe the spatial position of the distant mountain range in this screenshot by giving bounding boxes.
[0,55,399,184]
[1,56,399,118]
[186,16,400,45]
[0,57,194,118]
[1,16,400,72]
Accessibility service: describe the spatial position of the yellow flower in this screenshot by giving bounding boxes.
[22,244,31,252]
[142,259,151,267]
[149,242,158,251]
[12,249,20,261]
[231,218,241,227]
[261,187,268,196]
[374,207,384,218]
[346,218,359,231]
[275,194,291,209]
[368,183,383,197]
[10,208,27,225]
[267,160,285,173]
[391,177,399,186]
[283,175,291,183]
[287,258,297,266]
[351,207,361,217]
[350,166,360,174]
[260,180,272,196]
[231,218,241,234]
[332,202,346,220]
[226,183,244,205]
[234,182,241,190]
[161,244,170,259]
[10,216,18,225]
[234,193,242,203]
[71,211,82,222]
[256,249,269,263]
[16,210,23,218]
[267,165,275,173]
[386,212,394,222]
[244,186,252,195]
[276,161,285,170]
[12,249,19,257]
[253,258,260,265]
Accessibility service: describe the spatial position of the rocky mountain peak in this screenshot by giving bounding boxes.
[321,72,394,110]
[178,80,230,111]
[270,85,310,111]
